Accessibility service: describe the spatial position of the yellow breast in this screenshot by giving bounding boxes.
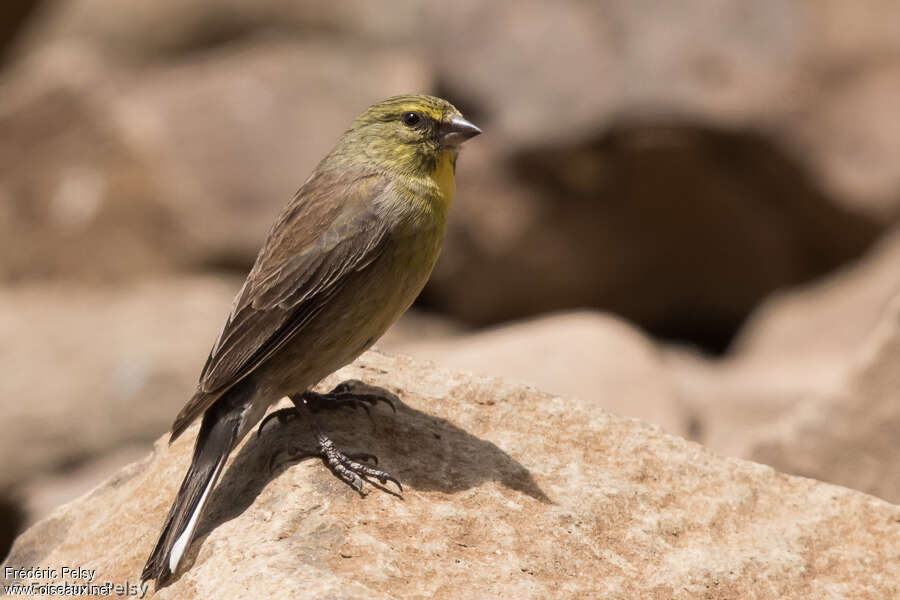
[432,149,456,211]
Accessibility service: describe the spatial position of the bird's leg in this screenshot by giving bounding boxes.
[257,379,398,437]
[262,388,402,495]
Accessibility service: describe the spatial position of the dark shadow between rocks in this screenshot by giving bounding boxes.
[418,121,881,354]
[164,393,550,585]
[0,494,27,563]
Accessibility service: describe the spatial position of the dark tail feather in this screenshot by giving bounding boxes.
[141,403,241,586]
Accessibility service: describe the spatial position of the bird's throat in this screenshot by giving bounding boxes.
[432,149,456,211]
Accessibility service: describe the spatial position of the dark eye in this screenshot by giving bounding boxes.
[401,112,421,127]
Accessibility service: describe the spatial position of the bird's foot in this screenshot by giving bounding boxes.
[268,432,402,495]
[304,379,399,416]
[256,380,398,438]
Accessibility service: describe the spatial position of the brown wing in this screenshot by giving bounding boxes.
[170,170,393,441]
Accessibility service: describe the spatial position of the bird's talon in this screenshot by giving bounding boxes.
[257,407,299,437]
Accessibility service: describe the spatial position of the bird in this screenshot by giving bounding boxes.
[141,94,480,585]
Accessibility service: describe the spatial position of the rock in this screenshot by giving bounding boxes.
[0,276,461,546]
[6,0,895,351]
[429,0,900,222]
[114,37,430,272]
[0,46,187,282]
[666,227,900,459]
[0,37,430,281]
[12,0,421,63]
[750,294,900,504]
[394,311,689,437]
[0,276,239,492]
[422,127,877,347]
[4,350,899,597]
[732,227,900,371]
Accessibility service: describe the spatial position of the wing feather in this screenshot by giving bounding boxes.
[170,170,393,439]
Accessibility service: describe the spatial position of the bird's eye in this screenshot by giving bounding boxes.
[401,112,421,127]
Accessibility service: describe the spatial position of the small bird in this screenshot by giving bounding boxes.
[141,95,480,585]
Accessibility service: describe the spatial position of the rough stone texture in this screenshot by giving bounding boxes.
[666,227,900,459]
[750,294,900,504]
[3,351,898,599]
[395,311,689,437]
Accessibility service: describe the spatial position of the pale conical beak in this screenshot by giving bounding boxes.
[441,115,482,148]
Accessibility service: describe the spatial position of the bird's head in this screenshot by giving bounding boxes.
[335,94,481,177]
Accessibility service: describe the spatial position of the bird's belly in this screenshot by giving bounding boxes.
[255,226,443,398]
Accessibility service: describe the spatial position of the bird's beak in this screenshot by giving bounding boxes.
[441,114,482,148]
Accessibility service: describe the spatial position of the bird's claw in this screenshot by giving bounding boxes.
[318,434,402,495]
[304,380,399,416]
[268,436,401,494]
[257,407,300,438]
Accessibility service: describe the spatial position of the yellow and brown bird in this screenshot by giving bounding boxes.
[141,94,480,585]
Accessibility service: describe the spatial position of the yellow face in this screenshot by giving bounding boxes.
[338,95,479,180]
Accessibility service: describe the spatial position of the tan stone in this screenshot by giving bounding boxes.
[666,227,900,459]
[3,351,898,598]
[394,311,689,437]
[751,294,900,504]
[0,277,238,490]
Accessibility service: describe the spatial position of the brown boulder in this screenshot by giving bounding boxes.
[3,351,898,598]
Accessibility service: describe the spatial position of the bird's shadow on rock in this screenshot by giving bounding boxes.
[168,391,551,584]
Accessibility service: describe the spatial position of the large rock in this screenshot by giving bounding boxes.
[750,294,900,504]
[422,127,876,344]
[417,0,900,341]
[666,227,900,459]
[6,0,896,350]
[0,276,453,524]
[393,311,689,437]
[3,351,898,598]
[0,276,238,491]
[429,0,900,221]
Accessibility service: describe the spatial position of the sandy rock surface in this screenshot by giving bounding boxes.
[3,351,898,599]
[395,311,689,437]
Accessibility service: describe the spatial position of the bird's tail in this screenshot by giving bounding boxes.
[141,398,242,586]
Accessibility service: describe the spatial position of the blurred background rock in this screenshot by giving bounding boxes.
[2,0,900,561]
